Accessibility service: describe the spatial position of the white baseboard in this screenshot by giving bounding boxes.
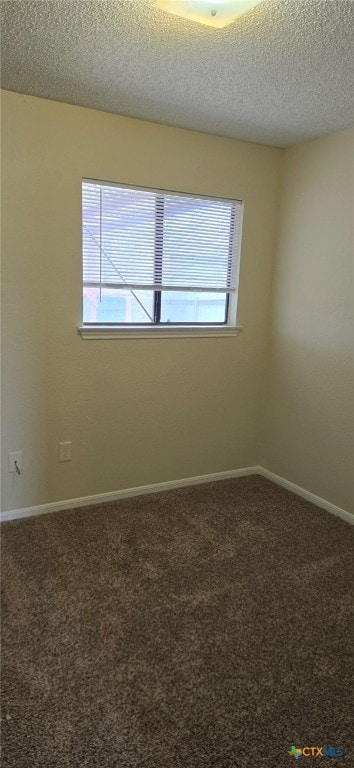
[0,466,258,522]
[257,466,353,525]
[1,465,352,525]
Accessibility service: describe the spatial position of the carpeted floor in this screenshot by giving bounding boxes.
[1,476,353,767]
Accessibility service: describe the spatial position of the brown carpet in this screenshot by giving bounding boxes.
[1,476,353,767]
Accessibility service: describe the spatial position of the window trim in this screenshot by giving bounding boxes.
[81,178,243,332]
[78,324,243,340]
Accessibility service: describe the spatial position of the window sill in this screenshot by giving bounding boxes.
[78,325,243,340]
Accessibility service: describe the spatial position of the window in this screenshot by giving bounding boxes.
[81,179,243,335]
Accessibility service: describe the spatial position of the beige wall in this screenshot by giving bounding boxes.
[1,90,281,512]
[261,128,354,514]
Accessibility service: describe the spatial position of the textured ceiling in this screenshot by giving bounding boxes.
[1,0,354,147]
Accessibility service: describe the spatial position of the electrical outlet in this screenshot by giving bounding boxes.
[59,442,72,462]
[8,451,23,473]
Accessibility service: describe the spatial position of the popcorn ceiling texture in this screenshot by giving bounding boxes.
[1,0,354,147]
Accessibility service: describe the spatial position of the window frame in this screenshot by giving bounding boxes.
[79,179,244,339]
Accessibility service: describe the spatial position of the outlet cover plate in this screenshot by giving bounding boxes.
[59,442,72,462]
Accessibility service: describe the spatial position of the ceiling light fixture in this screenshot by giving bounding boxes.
[154,0,264,29]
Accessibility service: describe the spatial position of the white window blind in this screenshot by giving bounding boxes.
[82,179,243,325]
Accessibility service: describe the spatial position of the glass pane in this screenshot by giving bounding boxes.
[83,287,154,324]
[101,186,155,284]
[82,182,156,287]
[160,291,227,324]
[162,196,233,290]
